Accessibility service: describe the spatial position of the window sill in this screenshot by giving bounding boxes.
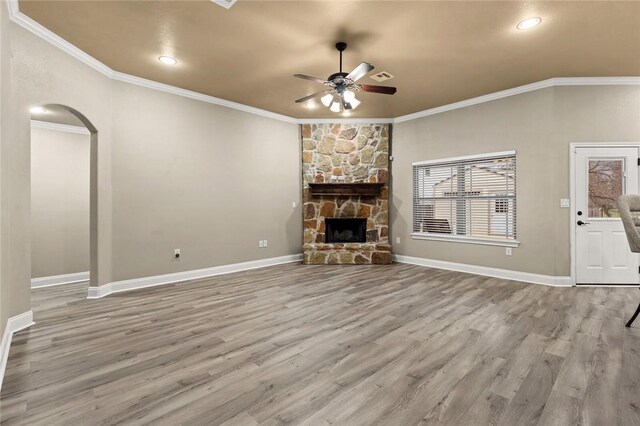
[410,233,521,248]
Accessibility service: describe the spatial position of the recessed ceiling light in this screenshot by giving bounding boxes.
[517,17,542,30]
[158,56,177,65]
[30,106,47,114]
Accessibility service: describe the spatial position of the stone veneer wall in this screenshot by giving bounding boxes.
[302,123,392,264]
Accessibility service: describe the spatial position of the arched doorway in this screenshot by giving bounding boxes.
[30,104,99,287]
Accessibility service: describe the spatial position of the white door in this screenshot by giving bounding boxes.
[575,146,639,285]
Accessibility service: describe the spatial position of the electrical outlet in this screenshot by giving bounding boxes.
[560,198,570,208]
[264,240,268,247]
[396,237,401,244]
[292,202,297,208]
[505,247,512,256]
[174,248,181,259]
[258,240,264,248]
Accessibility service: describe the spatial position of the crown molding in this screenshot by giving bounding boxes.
[110,71,298,124]
[299,118,394,125]
[6,1,640,126]
[394,77,640,123]
[30,120,90,134]
[552,76,640,86]
[5,0,18,18]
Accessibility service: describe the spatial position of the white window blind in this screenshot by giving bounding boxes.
[413,151,517,244]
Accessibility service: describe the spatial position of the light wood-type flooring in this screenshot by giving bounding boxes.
[2,263,640,425]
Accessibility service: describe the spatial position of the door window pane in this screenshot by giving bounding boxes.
[588,159,624,218]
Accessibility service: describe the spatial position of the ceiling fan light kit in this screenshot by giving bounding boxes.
[294,42,397,114]
[321,93,334,107]
[343,90,356,103]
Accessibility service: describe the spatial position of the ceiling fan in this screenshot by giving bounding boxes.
[294,42,397,113]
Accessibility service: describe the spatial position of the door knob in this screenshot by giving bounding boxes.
[577,220,590,226]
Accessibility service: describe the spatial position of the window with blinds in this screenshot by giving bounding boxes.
[412,151,517,245]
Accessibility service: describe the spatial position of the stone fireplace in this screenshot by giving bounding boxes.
[302,123,392,264]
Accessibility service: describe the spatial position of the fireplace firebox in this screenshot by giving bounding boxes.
[325,218,366,243]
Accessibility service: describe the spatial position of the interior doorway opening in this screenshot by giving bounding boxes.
[29,104,99,289]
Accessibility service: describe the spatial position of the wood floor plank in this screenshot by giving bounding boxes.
[620,326,640,426]
[0,263,638,425]
[497,352,565,426]
[458,390,509,426]
[537,390,582,426]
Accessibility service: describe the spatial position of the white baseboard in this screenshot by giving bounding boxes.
[31,271,90,288]
[87,254,303,299]
[393,254,573,287]
[0,311,34,391]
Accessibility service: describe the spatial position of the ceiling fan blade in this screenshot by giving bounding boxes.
[295,90,331,103]
[293,74,330,85]
[359,84,397,95]
[346,62,374,82]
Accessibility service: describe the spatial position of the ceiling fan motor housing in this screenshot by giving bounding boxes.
[328,72,349,84]
[293,40,396,108]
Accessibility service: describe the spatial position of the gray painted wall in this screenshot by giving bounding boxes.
[1,2,6,331]
[0,11,301,332]
[110,82,301,281]
[30,127,90,279]
[392,85,640,277]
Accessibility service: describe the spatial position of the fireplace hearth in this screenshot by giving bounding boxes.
[325,218,366,243]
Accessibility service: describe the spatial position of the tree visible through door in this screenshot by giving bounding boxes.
[588,160,623,218]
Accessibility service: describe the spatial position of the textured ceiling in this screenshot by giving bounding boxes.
[19,1,640,119]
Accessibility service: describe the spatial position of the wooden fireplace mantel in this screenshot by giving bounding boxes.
[308,182,384,197]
